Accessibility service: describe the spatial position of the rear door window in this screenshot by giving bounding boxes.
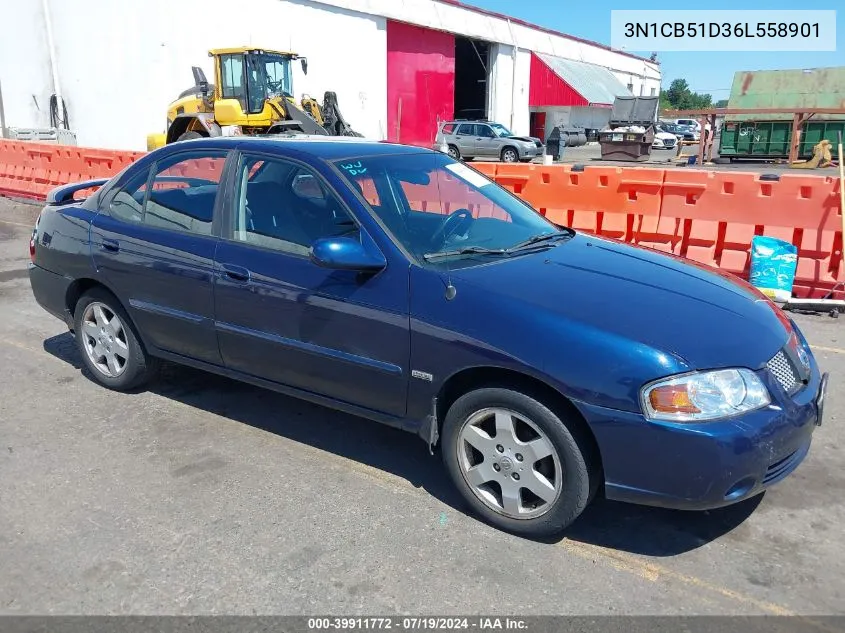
[475,124,495,138]
[456,124,475,135]
[109,151,227,236]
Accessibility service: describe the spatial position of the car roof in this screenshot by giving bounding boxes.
[162,135,435,160]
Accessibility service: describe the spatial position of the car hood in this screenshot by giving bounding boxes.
[506,136,543,146]
[451,233,789,370]
[654,132,676,140]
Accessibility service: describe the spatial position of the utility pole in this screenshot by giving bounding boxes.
[0,79,7,139]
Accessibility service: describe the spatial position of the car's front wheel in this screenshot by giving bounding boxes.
[74,288,160,391]
[442,388,596,537]
[501,147,519,163]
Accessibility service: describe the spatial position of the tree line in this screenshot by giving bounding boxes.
[658,78,728,111]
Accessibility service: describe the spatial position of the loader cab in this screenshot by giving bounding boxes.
[212,48,304,126]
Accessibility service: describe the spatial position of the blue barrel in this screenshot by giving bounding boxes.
[749,235,798,302]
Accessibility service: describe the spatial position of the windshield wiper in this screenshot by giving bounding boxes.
[423,246,508,261]
[506,229,574,253]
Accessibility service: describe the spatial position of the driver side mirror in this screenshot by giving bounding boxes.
[310,236,385,272]
[300,58,308,75]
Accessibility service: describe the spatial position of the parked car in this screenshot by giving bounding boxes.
[435,120,544,162]
[675,118,701,132]
[651,126,679,150]
[658,121,697,142]
[676,124,700,142]
[29,137,827,537]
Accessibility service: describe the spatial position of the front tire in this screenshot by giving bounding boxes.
[176,130,204,142]
[501,147,519,163]
[73,288,159,391]
[442,388,595,537]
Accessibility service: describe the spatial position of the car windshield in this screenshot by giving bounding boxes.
[332,152,567,265]
[489,123,513,138]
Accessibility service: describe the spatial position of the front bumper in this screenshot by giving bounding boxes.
[520,145,543,158]
[574,359,825,511]
[653,139,677,149]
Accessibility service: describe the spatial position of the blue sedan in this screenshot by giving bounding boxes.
[28,137,827,536]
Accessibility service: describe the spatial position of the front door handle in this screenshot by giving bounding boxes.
[100,238,120,253]
[218,263,251,283]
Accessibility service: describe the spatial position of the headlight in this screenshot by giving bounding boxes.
[641,369,771,422]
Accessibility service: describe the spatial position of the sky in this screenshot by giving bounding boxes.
[460,0,843,102]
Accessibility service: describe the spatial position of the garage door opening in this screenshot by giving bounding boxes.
[454,37,489,120]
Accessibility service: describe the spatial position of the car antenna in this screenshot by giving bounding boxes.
[444,262,457,301]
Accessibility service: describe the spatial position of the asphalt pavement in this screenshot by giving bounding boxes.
[0,198,843,618]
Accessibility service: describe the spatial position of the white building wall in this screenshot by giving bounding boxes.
[2,0,387,150]
[0,2,54,133]
[487,45,530,136]
[310,0,662,96]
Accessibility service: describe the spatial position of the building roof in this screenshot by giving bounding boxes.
[727,66,845,121]
[531,53,631,107]
[437,0,658,64]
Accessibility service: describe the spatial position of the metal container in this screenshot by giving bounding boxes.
[726,67,845,123]
[720,120,845,159]
[7,127,78,145]
[598,127,654,161]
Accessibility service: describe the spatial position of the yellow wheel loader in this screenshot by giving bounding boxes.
[147,47,360,149]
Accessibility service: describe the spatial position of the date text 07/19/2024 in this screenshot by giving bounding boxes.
[307,617,528,630]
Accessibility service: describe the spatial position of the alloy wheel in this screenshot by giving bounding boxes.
[81,302,129,378]
[456,407,562,519]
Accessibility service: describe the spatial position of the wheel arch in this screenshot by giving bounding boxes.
[434,366,604,483]
[166,115,216,144]
[65,278,153,354]
[500,145,520,161]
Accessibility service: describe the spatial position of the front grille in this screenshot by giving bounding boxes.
[663,139,675,146]
[767,349,799,394]
[763,449,800,485]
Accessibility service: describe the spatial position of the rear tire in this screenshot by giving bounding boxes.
[442,387,595,537]
[176,131,204,142]
[73,288,160,391]
[447,144,461,160]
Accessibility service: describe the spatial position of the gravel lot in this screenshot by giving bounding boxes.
[0,197,843,619]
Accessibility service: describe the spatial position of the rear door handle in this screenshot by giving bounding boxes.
[218,263,251,283]
[100,238,120,252]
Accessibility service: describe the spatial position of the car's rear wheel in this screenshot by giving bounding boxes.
[74,289,159,391]
[447,144,461,160]
[442,388,595,537]
[501,147,519,163]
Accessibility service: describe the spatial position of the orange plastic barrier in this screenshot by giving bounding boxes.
[2,140,843,299]
[0,140,143,200]
[477,164,665,242]
[656,169,843,297]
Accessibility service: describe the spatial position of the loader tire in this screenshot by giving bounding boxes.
[177,131,204,142]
